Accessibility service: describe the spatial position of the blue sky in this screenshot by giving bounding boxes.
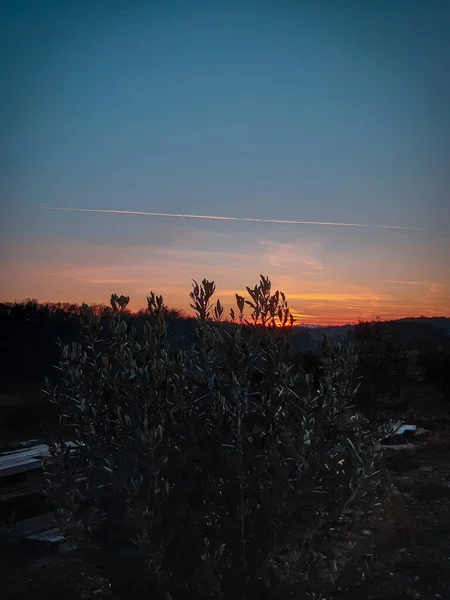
[1,0,449,323]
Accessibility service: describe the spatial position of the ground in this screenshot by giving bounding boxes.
[334,417,450,600]
[1,394,450,599]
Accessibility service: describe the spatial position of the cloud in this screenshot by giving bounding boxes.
[428,283,447,295]
[42,207,423,231]
[257,239,326,272]
[381,280,431,286]
[381,280,448,300]
[83,279,145,285]
[287,292,381,302]
[291,312,319,319]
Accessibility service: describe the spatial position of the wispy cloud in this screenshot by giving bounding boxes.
[257,240,326,272]
[288,292,381,302]
[381,280,431,286]
[382,280,448,297]
[428,283,447,295]
[41,207,423,231]
[291,312,319,320]
[83,279,144,285]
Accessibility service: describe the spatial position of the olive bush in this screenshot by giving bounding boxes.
[44,276,381,599]
[354,319,410,417]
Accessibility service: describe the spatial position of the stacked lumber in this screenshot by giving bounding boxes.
[8,512,64,545]
[0,443,52,478]
[0,440,78,551]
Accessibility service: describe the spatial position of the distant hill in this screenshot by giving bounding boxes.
[294,317,450,333]
[1,301,448,387]
[393,316,450,333]
[290,317,450,355]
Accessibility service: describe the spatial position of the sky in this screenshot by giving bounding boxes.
[1,0,449,325]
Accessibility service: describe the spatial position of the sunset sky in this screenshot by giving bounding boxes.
[1,1,449,325]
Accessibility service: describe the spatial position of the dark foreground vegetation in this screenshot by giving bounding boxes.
[0,278,449,599]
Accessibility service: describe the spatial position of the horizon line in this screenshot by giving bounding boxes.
[41,207,424,231]
[1,297,446,327]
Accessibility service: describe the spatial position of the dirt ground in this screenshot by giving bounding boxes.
[333,420,450,600]
[2,397,450,599]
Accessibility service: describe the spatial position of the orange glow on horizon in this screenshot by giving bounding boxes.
[1,237,449,327]
[2,285,449,327]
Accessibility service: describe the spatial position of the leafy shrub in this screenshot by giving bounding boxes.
[418,343,450,395]
[354,319,411,416]
[44,276,381,599]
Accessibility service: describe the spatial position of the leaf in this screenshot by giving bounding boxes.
[235,294,245,314]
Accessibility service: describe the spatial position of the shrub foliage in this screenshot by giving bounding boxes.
[44,276,381,599]
[354,319,410,415]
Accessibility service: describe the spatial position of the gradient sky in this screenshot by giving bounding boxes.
[1,0,449,325]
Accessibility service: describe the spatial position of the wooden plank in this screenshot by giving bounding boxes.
[1,443,50,456]
[0,441,80,459]
[0,482,39,502]
[27,528,63,543]
[0,450,48,464]
[0,453,47,467]
[0,453,49,467]
[0,456,43,469]
[0,441,85,551]
[9,512,57,536]
[8,512,64,546]
[0,453,48,477]
[0,442,82,478]
[0,445,51,477]
[0,460,44,478]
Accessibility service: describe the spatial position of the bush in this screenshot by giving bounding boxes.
[44,276,381,599]
[418,343,450,396]
[354,319,410,416]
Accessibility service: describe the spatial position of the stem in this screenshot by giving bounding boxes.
[237,396,247,570]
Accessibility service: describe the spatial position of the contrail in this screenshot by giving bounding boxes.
[41,207,423,231]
